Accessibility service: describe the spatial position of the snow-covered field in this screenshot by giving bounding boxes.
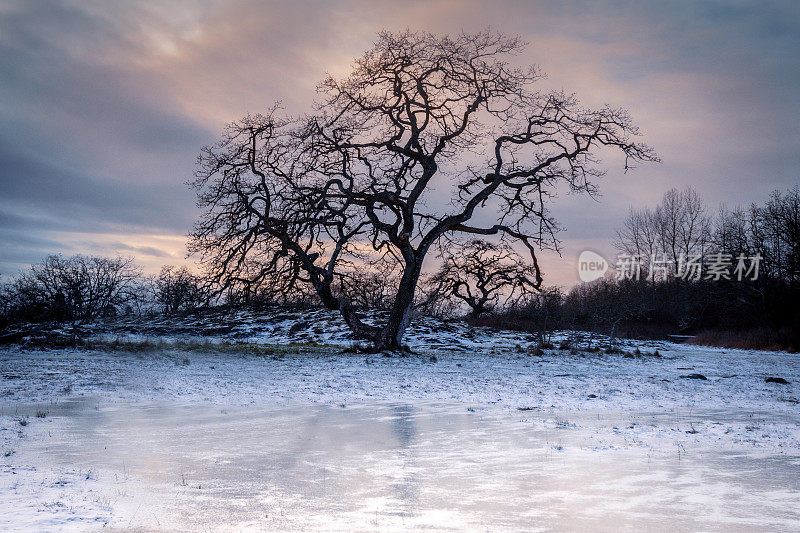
[1,308,799,531]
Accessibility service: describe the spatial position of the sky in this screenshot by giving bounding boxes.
[1,0,798,286]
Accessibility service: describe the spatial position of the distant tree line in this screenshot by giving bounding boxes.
[491,186,800,350]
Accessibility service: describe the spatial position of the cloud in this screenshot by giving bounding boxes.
[108,243,172,258]
[0,0,798,284]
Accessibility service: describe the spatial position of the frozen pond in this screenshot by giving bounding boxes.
[3,399,799,531]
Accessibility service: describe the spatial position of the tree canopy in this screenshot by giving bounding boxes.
[190,29,657,349]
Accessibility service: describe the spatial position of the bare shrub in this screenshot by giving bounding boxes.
[3,255,141,322]
[153,266,208,314]
[426,239,541,318]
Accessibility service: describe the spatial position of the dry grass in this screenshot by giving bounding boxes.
[688,328,799,353]
[468,315,676,341]
[466,316,546,334]
[10,333,334,356]
[472,314,799,353]
[99,338,335,356]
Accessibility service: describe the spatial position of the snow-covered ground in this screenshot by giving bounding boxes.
[31,305,669,352]
[1,309,799,530]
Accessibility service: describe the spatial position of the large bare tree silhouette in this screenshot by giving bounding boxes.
[190,30,657,350]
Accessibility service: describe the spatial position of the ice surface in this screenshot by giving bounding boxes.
[2,401,799,531]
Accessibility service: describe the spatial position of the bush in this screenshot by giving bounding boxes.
[153,265,208,314]
[1,255,141,323]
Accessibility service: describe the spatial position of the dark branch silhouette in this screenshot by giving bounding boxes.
[427,239,541,318]
[189,29,657,350]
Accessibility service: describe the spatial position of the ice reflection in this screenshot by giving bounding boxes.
[6,401,800,531]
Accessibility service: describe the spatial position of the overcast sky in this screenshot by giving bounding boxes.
[1,0,798,286]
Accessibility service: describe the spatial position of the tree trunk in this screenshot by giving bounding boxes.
[374,258,423,350]
[314,273,381,343]
[468,305,486,319]
[339,299,380,342]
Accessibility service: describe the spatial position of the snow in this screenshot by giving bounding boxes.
[1,308,799,530]
[69,305,664,352]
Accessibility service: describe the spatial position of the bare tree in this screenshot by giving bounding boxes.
[4,255,141,322]
[427,239,540,318]
[336,259,400,310]
[615,187,709,277]
[614,206,659,274]
[762,186,800,285]
[655,187,710,267]
[190,30,656,350]
[153,266,207,314]
[413,274,459,318]
[712,204,751,256]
